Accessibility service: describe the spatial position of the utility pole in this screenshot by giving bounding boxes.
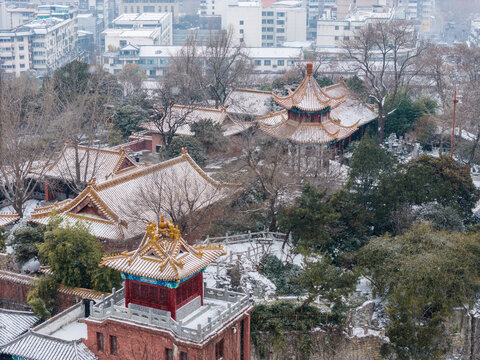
[450,90,459,158]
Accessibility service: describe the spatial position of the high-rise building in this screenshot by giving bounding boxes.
[221,0,306,47]
[118,0,181,21]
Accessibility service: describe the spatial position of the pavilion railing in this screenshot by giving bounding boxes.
[89,285,251,343]
[204,231,288,245]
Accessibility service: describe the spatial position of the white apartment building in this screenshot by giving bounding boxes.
[395,0,435,21]
[102,28,165,51]
[4,7,36,29]
[222,0,306,48]
[103,44,303,77]
[0,29,31,76]
[316,6,392,47]
[102,13,172,51]
[22,16,77,76]
[118,0,180,20]
[112,12,172,35]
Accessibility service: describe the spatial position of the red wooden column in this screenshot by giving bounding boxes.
[199,272,204,306]
[167,287,177,320]
[44,181,50,202]
[125,279,131,308]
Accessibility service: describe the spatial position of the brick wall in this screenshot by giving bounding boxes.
[0,271,104,313]
[84,313,251,360]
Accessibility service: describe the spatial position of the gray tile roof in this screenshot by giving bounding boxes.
[1,331,97,360]
[0,309,38,346]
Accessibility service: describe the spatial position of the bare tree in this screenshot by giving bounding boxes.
[118,157,231,237]
[342,20,427,142]
[44,61,122,193]
[201,27,253,107]
[0,77,54,217]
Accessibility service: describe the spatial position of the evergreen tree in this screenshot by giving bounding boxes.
[38,220,121,291]
[360,223,480,360]
[190,119,226,154]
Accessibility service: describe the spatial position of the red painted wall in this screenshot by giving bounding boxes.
[125,272,204,320]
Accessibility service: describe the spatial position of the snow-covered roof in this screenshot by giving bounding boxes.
[0,309,38,346]
[272,63,346,112]
[246,47,303,59]
[224,89,273,117]
[0,212,20,227]
[257,64,377,144]
[31,152,237,242]
[0,270,109,301]
[1,331,96,360]
[258,110,359,144]
[101,217,225,281]
[44,145,138,184]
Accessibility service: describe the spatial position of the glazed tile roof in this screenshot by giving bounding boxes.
[272,63,346,112]
[30,151,237,242]
[100,216,225,281]
[44,145,138,184]
[0,212,20,227]
[0,309,38,346]
[0,331,96,360]
[0,270,109,301]
[258,110,359,144]
[257,63,377,144]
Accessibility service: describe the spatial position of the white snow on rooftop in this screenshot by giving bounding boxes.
[50,321,87,341]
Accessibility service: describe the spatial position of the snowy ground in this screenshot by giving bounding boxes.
[203,239,302,301]
[0,199,39,218]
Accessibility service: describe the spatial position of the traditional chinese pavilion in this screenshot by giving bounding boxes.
[99,216,226,320]
[258,62,377,146]
[86,219,251,359]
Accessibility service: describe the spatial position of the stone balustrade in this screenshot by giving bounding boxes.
[90,285,251,342]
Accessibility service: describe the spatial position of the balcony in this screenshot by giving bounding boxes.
[89,284,252,343]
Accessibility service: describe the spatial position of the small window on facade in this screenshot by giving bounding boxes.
[215,339,224,359]
[110,335,117,355]
[180,352,188,360]
[239,20,244,25]
[166,348,173,360]
[97,332,104,352]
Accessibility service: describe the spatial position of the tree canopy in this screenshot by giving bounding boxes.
[37,220,121,292]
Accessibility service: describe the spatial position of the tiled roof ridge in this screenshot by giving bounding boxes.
[0,270,35,285]
[272,64,348,111]
[0,308,36,316]
[0,212,20,217]
[31,186,120,223]
[47,144,126,173]
[172,104,227,114]
[0,212,21,226]
[101,218,226,281]
[230,88,272,95]
[94,152,237,192]
[94,154,189,191]
[57,284,110,301]
[0,270,109,301]
[3,329,87,347]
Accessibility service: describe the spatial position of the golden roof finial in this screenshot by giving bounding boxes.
[181,147,188,155]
